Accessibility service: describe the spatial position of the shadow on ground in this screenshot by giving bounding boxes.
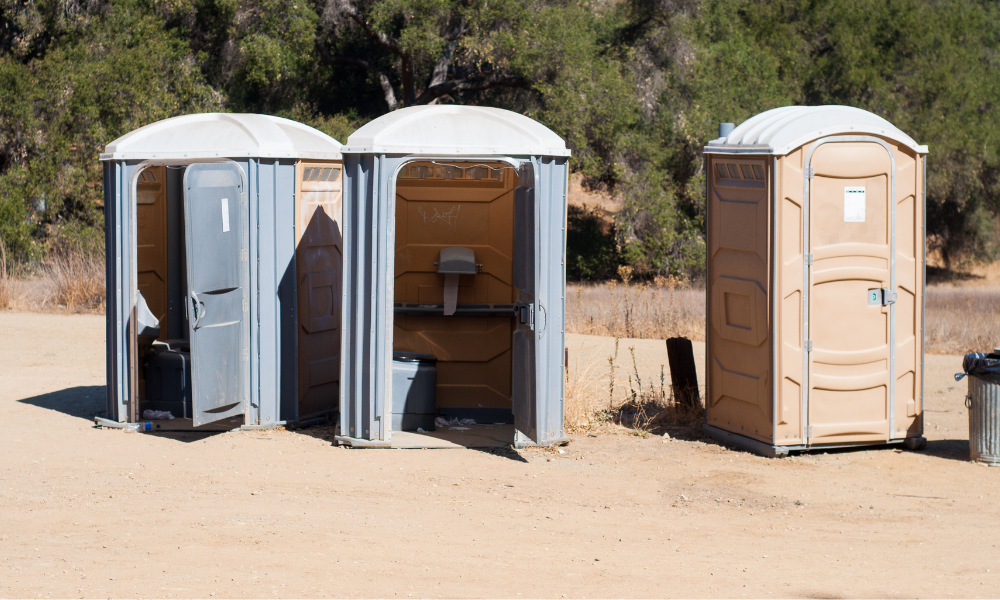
[293,423,530,462]
[18,385,105,419]
[18,385,235,443]
[919,438,971,462]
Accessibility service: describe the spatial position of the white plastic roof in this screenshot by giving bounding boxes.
[101,113,343,161]
[704,105,927,155]
[342,106,570,156]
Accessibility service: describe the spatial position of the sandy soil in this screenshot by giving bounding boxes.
[1,311,998,598]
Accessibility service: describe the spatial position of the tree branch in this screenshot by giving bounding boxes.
[337,0,405,57]
[317,41,398,110]
[414,74,531,106]
[426,40,458,90]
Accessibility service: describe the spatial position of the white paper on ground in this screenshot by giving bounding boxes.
[443,273,459,316]
[142,409,175,420]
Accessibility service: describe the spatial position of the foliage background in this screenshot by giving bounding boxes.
[1,0,998,278]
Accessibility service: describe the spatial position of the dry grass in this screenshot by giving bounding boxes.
[566,272,705,342]
[0,236,11,311]
[0,249,105,314]
[926,286,1000,355]
[564,336,703,436]
[566,276,1000,356]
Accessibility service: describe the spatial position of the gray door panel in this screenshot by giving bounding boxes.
[183,163,247,426]
[512,162,538,442]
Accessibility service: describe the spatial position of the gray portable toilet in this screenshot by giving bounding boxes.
[336,106,570,447]
[101,113,344,428]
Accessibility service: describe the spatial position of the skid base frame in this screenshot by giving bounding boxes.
[702,424,926,458]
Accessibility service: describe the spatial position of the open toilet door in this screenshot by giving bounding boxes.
[183,162,248,426]
[512,159,568,446]
[512,162,538,442]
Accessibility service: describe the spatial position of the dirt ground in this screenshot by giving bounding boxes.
[1,311,998,599]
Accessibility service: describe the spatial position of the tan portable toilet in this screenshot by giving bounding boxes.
[701,105,928,456]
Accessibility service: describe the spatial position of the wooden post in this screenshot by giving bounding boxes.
[666,337,701,410]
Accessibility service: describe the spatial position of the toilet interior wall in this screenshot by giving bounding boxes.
[392,161,518,421]
[135,164,189,404]
[295,161,344,421]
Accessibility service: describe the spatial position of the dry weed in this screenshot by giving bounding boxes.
[566,278,705,341]
[0,246,105,314]
[0,236,11,311]
[926,286,1000,354]
[565,336,703,436]
[45,251,105,313]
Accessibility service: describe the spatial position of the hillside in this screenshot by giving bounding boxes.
[1,0,999,279]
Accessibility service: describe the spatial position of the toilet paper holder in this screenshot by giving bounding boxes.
[435,247,479,316]
[434,247,481,274]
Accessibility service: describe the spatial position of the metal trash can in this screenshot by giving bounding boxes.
[958,353,1000,466]
[391,352,437,432]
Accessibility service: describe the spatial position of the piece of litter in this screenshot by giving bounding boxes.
[558,449,566,454]
[416,427,427,433]
[436,416,476,428]
[142,409,175,420]
[449,427,470,431]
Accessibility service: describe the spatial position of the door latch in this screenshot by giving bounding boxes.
[517,303,535,330]
[868,288,897,306]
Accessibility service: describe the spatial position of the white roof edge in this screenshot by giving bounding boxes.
[703,106,928,155]
[344,106,570,157]
[99,150,343,161]
[339,145,571,157]
[100,113,343,161]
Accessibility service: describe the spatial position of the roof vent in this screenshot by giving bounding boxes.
[719,123,735,138]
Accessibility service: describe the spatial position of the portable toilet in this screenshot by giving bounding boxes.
[335,106,570,447]
[701,105,928,456]
[100,113,344,428]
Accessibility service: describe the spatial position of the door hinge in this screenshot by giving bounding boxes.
[241,192,247,205]
[243,298,248,312]
[805,339,813,352]
[806,166,815,179]
[243,348,249,361]
[806,425,813,438]
[805,253,813,266]
[242,248,247,261]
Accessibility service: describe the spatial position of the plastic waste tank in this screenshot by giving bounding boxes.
[391,352,438,431]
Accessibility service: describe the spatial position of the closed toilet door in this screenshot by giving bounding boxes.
[806,140,895,444]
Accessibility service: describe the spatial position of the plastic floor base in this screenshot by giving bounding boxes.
[338,424,515,449]
[701,424,926,458]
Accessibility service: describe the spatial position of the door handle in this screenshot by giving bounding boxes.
[190,291,205,329]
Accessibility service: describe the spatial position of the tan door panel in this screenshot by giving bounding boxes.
[807,142,892,443]
[394,162,516,410]
[296,162,343,420]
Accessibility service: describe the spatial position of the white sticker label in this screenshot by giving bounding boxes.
[844,186,866,222]
[221,198,230,232]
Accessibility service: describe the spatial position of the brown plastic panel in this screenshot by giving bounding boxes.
[135,166,168,336]
[393,162,516,409]
[295,161,343,420]
[706,156,772,441]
